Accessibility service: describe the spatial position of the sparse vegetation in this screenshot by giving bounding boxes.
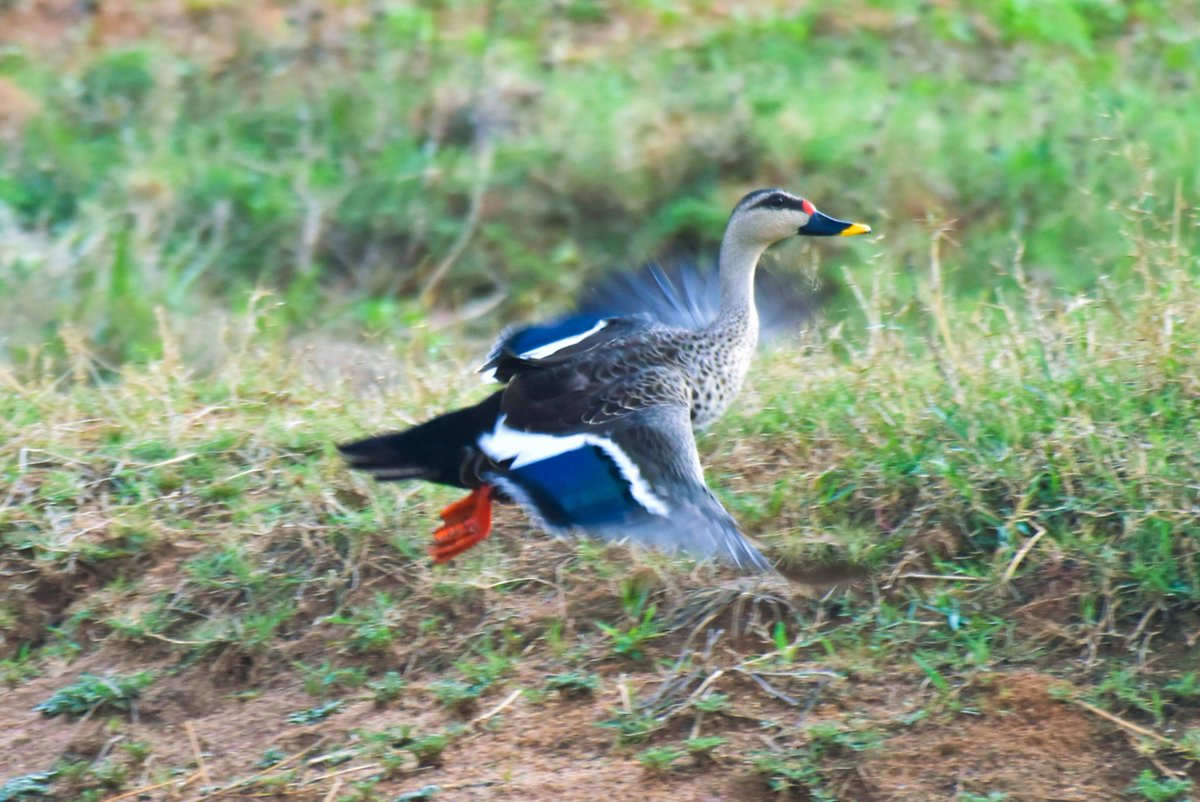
[286,700,344,725]
[1,1,1198,800]
[0,771,56,802]
[33,672,154,719]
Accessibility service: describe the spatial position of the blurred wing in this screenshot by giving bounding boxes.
[477,399,772,573]
[576,260,822,340]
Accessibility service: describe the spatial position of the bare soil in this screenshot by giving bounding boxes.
[0,529,1174,801]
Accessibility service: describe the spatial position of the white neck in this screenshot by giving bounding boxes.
[715,233,768,329]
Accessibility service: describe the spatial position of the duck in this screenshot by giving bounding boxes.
[339,188,870,573]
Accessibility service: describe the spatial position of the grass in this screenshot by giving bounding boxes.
[2,196,1198,795]
[1,0,1199,799]
[2,220,1198,792]
[2,1,1199,366]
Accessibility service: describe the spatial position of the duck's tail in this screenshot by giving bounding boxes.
[338,392,502,488]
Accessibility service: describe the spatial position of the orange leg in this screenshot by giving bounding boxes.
[429,485,494,564]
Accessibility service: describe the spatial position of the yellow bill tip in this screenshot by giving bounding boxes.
[839,222,872,237]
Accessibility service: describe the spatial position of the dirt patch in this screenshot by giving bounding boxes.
[0,76,40,138]
[0,579,1171,802]
[0,0,294,61]
[860,673,1147,801]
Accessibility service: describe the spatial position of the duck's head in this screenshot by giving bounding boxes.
[730,188,871,245]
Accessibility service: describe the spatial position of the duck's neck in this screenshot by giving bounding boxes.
[713,234,767,338]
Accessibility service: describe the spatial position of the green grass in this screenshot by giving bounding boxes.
[2,1,1199,798]
[2,193,1197,795]
[2,1,1199,365]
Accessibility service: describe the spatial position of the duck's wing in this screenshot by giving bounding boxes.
[480,313,657,383]
[576,260,822,340]
[478,365,773,573]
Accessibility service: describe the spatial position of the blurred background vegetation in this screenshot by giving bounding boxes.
[0,0,1197,366]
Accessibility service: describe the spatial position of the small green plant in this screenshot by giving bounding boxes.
[82,759,126,791]
[750,750,834,800]
[256,748,286,768]
[1127,771,1193,802]
[121,740,152,763]
[394,785,441,801]
[429,679,487,712]
[34,672,154,718]
[368,671,407,705]
[327,593,402,654]
[296,660,368,697]
[596,604,663,662]
[544,671,600,698]
[684,735,726,763]
[806,722,883,753]
[407,734,449,768]
[286,700,344,724]
[595,579,665,661]
[1176,728,1200,761]
[0,771,57,802]
[428,640,514,712]
[636,746,685,772]
[693,692,731,714]
[0,644,40,687]
[599,709,662,745]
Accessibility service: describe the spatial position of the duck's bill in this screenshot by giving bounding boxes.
[799,210,872,237]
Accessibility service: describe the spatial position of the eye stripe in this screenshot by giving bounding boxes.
[747,192,808,212]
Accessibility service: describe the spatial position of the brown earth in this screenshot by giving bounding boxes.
[0,530,1174,801]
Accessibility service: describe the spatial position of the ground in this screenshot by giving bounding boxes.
[0,514,1185,801]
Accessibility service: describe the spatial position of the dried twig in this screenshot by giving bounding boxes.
[473,688,522,726]
[1002,523,1046,583]
[101,770,203,802]
[185,722,210,788]
[1071,699,1171,745]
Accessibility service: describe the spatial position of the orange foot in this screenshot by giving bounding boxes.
[429,485,494,563]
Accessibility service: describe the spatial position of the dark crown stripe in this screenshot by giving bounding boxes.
[745,190,807,213]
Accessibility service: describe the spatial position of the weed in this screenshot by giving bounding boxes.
[328,593,403,654]
[34,672,154,718]
[636,746,685,772]
[683,735,726,762]
[286,700,344,725]
[750,750,834,800]
[0,646,40,687]
[1127,771,1193,802]
[429,679,486,712]
[121,740,151,763]
[1177,729,1200,762]
[429,639,514,712]
[407,734,450,769]
[544,671,600,698]
[296,661,368,698]
[256,748,286,768]
[599,709,663,745]
[596,603,663,662]
[692,692,731,714]
[750,722,882,797]
[0,771,57,802]
[368,671,407,705]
